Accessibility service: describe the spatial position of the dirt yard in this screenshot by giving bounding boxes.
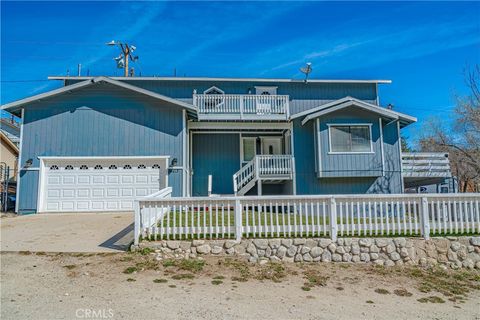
[1,252,479,320]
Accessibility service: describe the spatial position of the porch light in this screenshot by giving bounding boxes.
[171,158,178,167]
[24,158,33,168]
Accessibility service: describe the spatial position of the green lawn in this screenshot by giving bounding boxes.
[142,207,433,240]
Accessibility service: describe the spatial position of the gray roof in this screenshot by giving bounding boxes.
[1,77,197,114]
[48,76,392,84]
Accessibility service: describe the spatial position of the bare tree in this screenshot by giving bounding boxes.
[419,65,480,192]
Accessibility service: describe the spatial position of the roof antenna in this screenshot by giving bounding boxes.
[300,62,312,83]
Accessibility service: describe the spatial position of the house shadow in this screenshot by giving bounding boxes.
[98,222,134,251]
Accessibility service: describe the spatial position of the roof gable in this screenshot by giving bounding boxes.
[1,77,196,113]
[296,96,416,127]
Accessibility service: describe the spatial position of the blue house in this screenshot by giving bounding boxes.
[1,76,451,214]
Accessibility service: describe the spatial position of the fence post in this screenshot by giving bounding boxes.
[134,200,141,246]
[421,197,430,240]
[330,197,338,241]
[234,199,243,242]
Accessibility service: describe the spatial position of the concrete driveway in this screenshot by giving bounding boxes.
[0,212,134,253]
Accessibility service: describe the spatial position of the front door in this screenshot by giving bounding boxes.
[261,137,282,155]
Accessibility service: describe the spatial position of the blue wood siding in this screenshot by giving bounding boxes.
[191,133,239,196]
[18,83,185,212]
[66,80,378,116]
[293,112,403,194]
[17,170,39,214]
[317,108,383,177]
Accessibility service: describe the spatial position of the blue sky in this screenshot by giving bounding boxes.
[1,1,479,143]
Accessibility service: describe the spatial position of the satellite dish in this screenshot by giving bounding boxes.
[106,40,116,46]
[300,62,312,82]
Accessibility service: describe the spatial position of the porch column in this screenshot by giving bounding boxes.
[257,180,262,196]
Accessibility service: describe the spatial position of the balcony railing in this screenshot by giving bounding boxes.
[193,94,289,120]
[233,155,294,195]
[402,153,451,178]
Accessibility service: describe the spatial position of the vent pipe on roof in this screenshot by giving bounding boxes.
[78,64,82,77]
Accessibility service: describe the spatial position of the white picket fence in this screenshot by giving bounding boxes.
[134,193,480,245]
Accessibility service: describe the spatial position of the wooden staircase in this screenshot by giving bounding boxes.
[233,155,294,195]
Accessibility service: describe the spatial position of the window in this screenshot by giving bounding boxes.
[49,165,59,170]
[329,125,372,153]
[255,86,277,95]
[94,165,103,170]
[65,165,74,170]
[80,165,88,170]
[242,138,256,162]
[138,164,146,169]
[203,86,225,110]
[109,165,117,170]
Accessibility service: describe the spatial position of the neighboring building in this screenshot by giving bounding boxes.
[1,76,450,214]
[0,116,20,181]
[0,131,19,180]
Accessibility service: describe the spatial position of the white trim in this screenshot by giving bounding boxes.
[36,159,46,212]
[189,129,193,197]
[37,155,170,160]
[397,121,405,193]
[315,119,323,178]
[327,123,373,154]
[289,122,296,195]
[379,118,385,176]
[294,96,416,125]
[15,108,24,213]
[48,76,393,84]
[191,131,283,134]
[203,86,225,95]
[182,109,187,197]
[188,122,290,130]
[2,77,196,112]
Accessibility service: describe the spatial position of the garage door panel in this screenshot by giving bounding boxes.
[62,189,75,198]
[41,158,167,212]
[47,176,61,185]
[135,175,148,183]
[92,189,104,197]
[78,176,90,184]
[106,176,120,184]
[121,176,134,184]
[61,202,75,211]
[47,189,61,198]
[77,189,90,197]
[106,189,119,197]
[62,176,75,184]
[76,201,90,211]
[92,176,105,184]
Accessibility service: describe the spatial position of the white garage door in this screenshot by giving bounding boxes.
[38,157,169,212]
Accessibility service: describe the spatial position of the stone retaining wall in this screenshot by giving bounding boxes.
[135,236,480,269]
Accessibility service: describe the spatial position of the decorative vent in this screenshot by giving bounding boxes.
[94,165,103,170]
[49,165,59,170]
[123,164,132,170]
[138,164,146,169]
[109,165,117,170]
[65,165,74,170]
[152,164,160,169]
[80,165,88,170]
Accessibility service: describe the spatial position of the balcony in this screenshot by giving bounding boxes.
[402,152,452,188]
[193,93,290,121]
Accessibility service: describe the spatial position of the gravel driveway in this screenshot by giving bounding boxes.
[0,212,133,252]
